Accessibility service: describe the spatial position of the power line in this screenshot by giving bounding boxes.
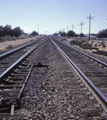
[94,16,107,21]
[94,9,107,17]
[84,20,89,25]
[100,19,107,30]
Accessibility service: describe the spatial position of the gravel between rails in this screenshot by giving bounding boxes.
[6,39,107,120]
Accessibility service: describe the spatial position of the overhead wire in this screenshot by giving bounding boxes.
[94,8,107,17]
[94,16,107,21]
[100,19,107,30]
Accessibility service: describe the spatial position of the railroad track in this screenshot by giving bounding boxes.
[0,37,44,75]
[0,36,107,119]
[0,37,47,117]
[16,38,106,119]
[50,37,107,112]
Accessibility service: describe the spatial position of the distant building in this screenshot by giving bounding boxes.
[86,34,97,38]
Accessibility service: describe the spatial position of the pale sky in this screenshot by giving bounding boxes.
[0,0,107,34]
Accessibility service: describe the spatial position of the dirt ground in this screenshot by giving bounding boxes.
[1,36,107,51]
[67,37,107,51]
[0,37,37,50]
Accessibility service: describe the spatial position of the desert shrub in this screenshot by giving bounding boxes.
[11,36,17,40]
[6,45,13,49]
[90,41,94,45]
[77,39,87,45]
[103,44,106,47]
[29,35,33,38]
[70,40,78,44]
[94,44,97,47]
[2,35,12,41]
[62,38,67,41]
[81,41,92,48]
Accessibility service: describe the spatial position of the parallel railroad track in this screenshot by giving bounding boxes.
[50,37,107,112]
[0,37,43,75]
[0,36,107,119]
[0,37,47,117]
[18,38,106,119]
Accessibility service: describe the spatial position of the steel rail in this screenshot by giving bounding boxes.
[50,37,107,111]
[0,38,46,80]
[0,37,40,58]
[53,38,107,68]
[10,63,33,117]
[17,63,33,99]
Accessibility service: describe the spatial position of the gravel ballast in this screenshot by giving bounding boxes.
[10,39,107,120]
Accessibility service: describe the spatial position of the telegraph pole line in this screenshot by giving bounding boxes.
[67,27,69,33]
[79,21,84,33]
[87,14,94,40]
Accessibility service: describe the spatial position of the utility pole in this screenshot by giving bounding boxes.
[63,28,65,32]
[79,21,84,34]
[67,27,69,33]
[87,14,93,40]
[72,25,74,31]
[38,25,39,35]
